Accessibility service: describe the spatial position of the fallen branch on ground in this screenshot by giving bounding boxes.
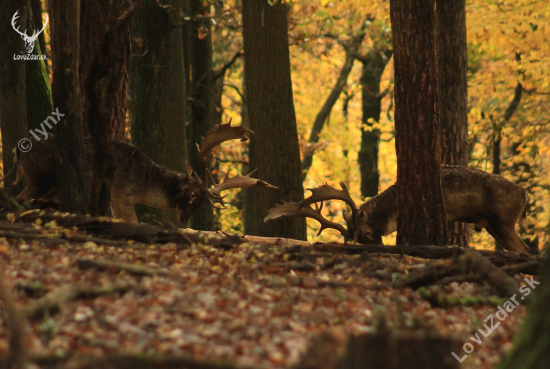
[23,282,137,320]
[77,258,172,276]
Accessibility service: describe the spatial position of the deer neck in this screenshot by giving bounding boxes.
[112,142,200,210]
[364,184,398,236]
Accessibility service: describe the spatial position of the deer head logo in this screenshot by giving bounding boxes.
[11,10,49,54]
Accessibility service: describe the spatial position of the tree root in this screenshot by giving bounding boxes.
[418,286,505,307]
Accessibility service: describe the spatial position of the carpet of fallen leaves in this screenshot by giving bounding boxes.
[0,224,531,369]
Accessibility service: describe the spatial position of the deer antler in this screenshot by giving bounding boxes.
[197,119,253,166]
[210,169,278,200]
[301,182,357,213]
[264,201,350,238]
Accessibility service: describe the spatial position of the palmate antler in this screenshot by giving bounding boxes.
[265,182,359,243]
[264,201,350,239]
[196,120,276,208]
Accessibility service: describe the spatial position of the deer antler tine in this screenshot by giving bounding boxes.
[210,171,277,197]
[264,201,349,239]
[206,169,218,186]
[207,194,227,209]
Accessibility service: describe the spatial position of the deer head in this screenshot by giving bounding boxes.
[11,10,48,54]
[175,120,277,223]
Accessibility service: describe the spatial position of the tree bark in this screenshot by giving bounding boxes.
[130,0,187,224]
[358,48,392,198]
[242,0,306,240]
[390,0,447,246]
[79,0,137,216]
[25,1,52,133]
[0,0,28,197]
[49,0,89,214]
[188,0,216,231]
[435,0,469,247]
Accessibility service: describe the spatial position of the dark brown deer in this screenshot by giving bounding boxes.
[11,122,276,224]
[265,165,530,254]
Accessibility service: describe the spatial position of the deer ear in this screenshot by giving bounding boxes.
[342,210,350,223]
[185,161,194,177]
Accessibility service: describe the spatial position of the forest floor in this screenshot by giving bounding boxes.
[0,210,540,369]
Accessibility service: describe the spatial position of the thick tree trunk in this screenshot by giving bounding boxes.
[435,0,470,247]
[49,0,89,214]
[79,0,136,216]
[358,48,392,198]
[390,0,447,246]
[130,0,186,224]
[25,2,52,133]
[188,0,216,231]
[0,1,28,197]
[242,0,306,240]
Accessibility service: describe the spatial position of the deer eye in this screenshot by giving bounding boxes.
[188,192,197,204]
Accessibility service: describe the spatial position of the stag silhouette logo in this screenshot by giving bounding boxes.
[11,10,48,54]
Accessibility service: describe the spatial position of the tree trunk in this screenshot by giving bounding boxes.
[0,1,28,197]
[242,0,306,240]
[390,0,447,246]
[301,32,365,180]
[49,0,89,214]
[25,1,52,133]
[358,48,392,198]
[435,0,469,247]
[188,0,216,231]
[79,0,136,216]
[496,254,549,369]
[130,0,186,224]
[30,0,47,70]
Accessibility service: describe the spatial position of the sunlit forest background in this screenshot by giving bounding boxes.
[217,0,550,248]
[3,0,549,249]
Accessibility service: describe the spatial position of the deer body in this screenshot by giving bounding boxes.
[266,165,530,253]
[352,166,529,253]
[13,123,275,224]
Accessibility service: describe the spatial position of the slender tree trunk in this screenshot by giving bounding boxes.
[188,0,215,231]
[49,0,89,214]
[0,1,28,197]
[358,48,392,198]
[436,0,469,247]
[79,0,137,216]
[301,33,365,179]
[130,0,186,224]
[391,0,447,246]
[492,81,523,251]
[242,0,306,240]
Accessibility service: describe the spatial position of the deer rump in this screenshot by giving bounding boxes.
[13,123,276,224]
[266,165,530,254]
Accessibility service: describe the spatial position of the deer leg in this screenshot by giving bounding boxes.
[112,200,138,224]
[486,223,529,254]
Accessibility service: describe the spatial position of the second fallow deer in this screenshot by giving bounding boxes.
[13,122,276,224]
[265,165,530,254]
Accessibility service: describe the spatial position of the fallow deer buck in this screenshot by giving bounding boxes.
[265,165,530,254]
[12,122,276,224]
